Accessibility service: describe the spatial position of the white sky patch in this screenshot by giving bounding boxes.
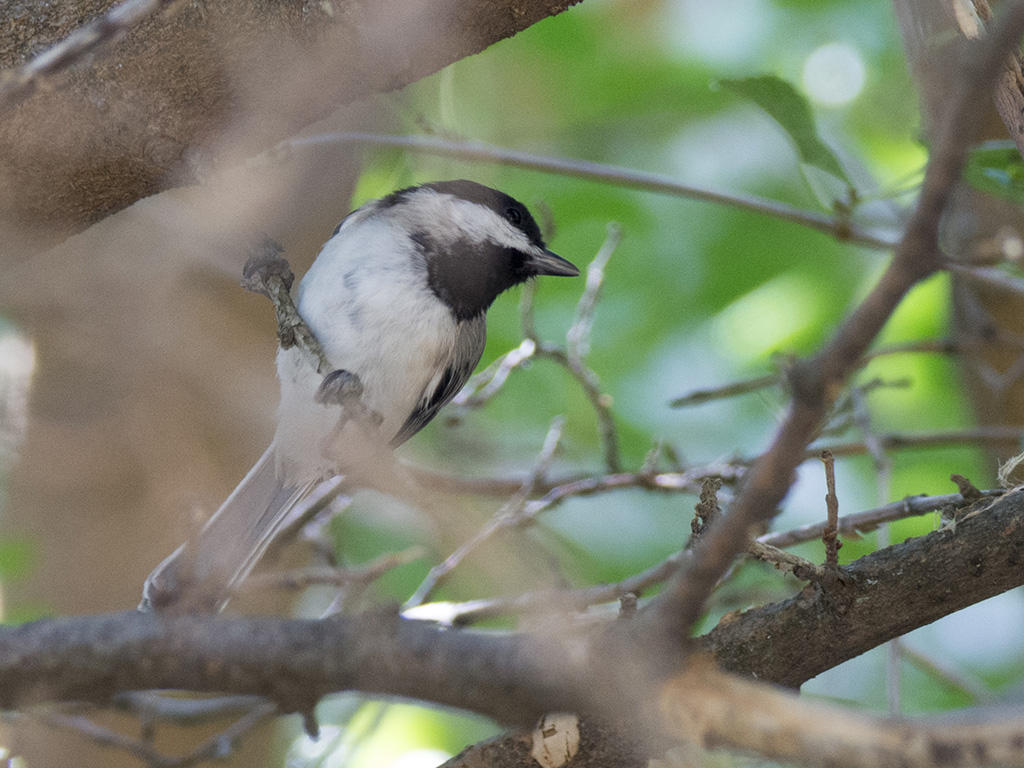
[802,42,866,107]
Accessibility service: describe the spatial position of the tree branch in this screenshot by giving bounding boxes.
[700,488,1024,687]
[642,0,1024,643]
[0,0,581,238]
[0,487,1020,739]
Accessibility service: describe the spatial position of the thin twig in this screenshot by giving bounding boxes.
[567,224,621,368]
[757,489,1002,548]
[747,540,831,582]
[28,700,277,768]
[899,643,994,704]
[519,234,622,472]
[240,241,331,374]
[409,423,1020,503]
[115,692,271,726]
[408,459,746,499]
[671,374,781,408]
[522,467,733,521]
[448,339,537,415]
[848,380,898,711]
[407,484,997,626]
[450,234,622,470]
[241,546,425,593]
[406,550,691,625]
[820,451,841,567]
[536,342,621,471]
[404,417,567,609]
[271,133,899,251]
[0,0,181,114]
[806,426,1024,459]
[671,339,958,410]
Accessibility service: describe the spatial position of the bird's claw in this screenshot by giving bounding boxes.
[240,238,294,296]
[316,370,384,428]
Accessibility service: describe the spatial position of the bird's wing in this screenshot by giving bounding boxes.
[391,319,487,446]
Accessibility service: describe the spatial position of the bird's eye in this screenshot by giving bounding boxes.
[505,206,523,226]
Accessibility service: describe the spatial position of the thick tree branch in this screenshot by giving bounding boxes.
[0,610,600,727]
[0,488,1020,743]
[0,0,580,239]
[699,487,1024,686]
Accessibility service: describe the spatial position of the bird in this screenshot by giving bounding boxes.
[141,180,579,611]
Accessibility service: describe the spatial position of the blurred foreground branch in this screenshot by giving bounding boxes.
[0,0,580,238]
[0,487,1021,762]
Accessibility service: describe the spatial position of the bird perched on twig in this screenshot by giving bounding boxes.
[141,180,579,612]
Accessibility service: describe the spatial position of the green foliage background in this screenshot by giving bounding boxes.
[284,1,1024,765]
[1,0,1017,765]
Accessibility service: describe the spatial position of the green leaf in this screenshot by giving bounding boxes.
[720,75,853,188]
[964,141,1024,205]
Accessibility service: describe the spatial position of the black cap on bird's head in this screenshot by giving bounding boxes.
[384,180,579,321]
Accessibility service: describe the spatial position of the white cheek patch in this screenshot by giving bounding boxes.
[397,190,540,255]
[448,198,534,251]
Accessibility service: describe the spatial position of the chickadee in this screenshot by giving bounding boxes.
[141,180,579,611]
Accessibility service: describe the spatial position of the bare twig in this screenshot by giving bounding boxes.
[807,426,1024,459]
[535,341,620,471]
[671,339,958,410]
[567,224,620,368]
[760,489,1001,548]
[659,662,1024,768]
[746,539,831,582]
[0,0,181,114]
[409,422,1018,505]
[242,546,425,594]
[115,692,270,725]
[407,549,691,625]
[821,451,842,567]
[27,699,277,768]
[449,339,537,415]
[450,233,622,470]
[273,133,899,251]
[404,417,566,609]
[671,374,781,408]
[408,458,746,500]
[412,484,984,626]
[899,643,994,704]
[411,480,979,627]
[520,235,622,472]
[522,466,732,522]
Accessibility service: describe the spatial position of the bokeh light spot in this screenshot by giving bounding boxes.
[802,42,866,107]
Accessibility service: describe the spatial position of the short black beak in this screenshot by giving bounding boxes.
[529,249,580,277]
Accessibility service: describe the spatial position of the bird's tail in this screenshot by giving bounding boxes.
[140,445,310,612]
